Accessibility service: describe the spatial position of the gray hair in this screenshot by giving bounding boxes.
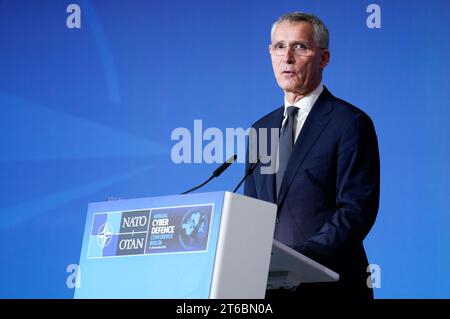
[270,12,329,49]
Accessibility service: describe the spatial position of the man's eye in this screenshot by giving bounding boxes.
[294,43,307,50]
[275,43,286,49]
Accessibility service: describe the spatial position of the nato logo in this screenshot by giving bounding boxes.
[96,222,114,249]
[87,210,150,258]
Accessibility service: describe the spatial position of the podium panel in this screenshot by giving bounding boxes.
[74,191,277,299]
[268,240,339,290]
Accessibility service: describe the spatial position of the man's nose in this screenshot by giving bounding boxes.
[283,47,295,64]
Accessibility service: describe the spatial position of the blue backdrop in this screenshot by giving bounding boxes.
[0,0,449,298]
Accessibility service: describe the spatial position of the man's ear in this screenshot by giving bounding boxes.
[320,49,330,69]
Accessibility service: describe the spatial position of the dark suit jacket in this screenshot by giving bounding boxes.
[244,86,380,299]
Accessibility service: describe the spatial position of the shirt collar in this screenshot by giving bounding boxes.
[283,84,324,116]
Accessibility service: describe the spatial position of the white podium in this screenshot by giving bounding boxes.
[75,191,338,299]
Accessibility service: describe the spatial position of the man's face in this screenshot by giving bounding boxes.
[270,21,329,96]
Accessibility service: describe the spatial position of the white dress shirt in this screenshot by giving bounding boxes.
[282,84,323,143]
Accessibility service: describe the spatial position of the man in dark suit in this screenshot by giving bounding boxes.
[244,12,380,299]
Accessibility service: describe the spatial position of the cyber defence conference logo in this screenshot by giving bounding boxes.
[87,205,213,258]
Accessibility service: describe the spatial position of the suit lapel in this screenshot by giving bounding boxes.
[277,87,334,206]
[257,107,284,204]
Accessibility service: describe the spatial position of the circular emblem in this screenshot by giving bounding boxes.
[178,208,209,250]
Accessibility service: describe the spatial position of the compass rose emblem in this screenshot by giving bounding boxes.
[96,222,114,249]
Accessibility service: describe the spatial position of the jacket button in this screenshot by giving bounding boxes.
[275,218,279,224]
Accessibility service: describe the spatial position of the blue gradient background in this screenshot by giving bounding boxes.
[0,0,449,298]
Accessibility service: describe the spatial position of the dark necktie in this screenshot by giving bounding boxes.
[276,106,298,198]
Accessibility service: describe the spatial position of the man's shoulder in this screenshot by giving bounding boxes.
[251,106,284,129]
[250,87,374,128]
[327,90,373,124]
